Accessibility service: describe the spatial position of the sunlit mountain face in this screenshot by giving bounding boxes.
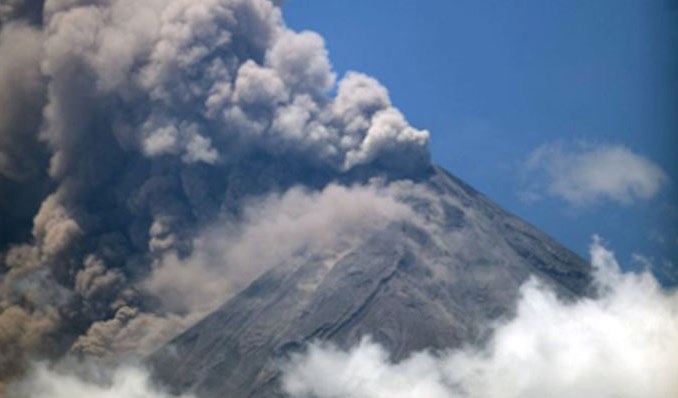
[0,1,676,397]
[148,166,594,397]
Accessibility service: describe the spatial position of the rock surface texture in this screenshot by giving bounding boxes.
[149,166,591,397]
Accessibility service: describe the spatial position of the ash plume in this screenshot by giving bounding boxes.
[0,0,429,389]
[0,0,45,25]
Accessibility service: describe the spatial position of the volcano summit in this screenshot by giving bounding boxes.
[148,165,591,397]
[1,1,676,397]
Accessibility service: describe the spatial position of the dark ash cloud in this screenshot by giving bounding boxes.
[0,0,430,390]
[0,0,45,25]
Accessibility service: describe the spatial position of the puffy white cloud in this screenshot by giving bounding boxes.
[282,338,451,398]
[281,237,678,398]
[523,142,669,206]
[8,362,195,398]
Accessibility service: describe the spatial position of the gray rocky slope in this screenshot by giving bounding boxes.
[148,166,592,397]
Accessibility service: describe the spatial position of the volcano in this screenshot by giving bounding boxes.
[148,165,591,397]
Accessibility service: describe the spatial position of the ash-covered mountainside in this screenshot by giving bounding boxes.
[149,165,591,398]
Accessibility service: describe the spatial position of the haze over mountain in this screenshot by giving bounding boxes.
[0,1,676,397]
[148,165,592,397]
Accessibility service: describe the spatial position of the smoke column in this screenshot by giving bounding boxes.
[3,2,675,398]
[0,0,429,389]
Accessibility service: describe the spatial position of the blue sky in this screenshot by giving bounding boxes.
[283,0,678,281]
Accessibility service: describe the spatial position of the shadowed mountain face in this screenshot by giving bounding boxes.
[148,166,591,398]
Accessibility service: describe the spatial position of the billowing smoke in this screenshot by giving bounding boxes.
[142,183,413,316]
[0,0,430,389]
[4,1,672,397]
[71,183,414,359]
[280,237,678,398]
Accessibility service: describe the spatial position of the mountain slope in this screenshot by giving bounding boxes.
[148,166,591,397]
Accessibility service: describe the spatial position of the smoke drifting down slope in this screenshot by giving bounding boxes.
[0,0,430,388]
[1,1,675,398]
[8,239,678,397]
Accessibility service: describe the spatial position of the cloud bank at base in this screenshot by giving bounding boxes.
[280,237,678,398]
[8,363,194,398]
[11,238,676,398]
[1,0,673,396]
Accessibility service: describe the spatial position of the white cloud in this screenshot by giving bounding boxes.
[280,237,678,398]
[9,233,677,398]
[523,143,668,206]
[8,362,195,398]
